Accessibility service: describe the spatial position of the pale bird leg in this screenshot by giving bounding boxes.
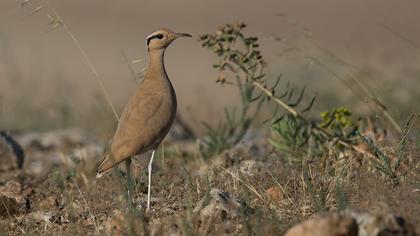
[147,150,156,210]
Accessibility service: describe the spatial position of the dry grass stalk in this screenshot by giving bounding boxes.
[23,0,120,122]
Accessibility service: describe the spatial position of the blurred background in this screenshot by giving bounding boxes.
[0,0,419,136]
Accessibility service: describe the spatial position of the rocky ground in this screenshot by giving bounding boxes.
[0,128,419,235]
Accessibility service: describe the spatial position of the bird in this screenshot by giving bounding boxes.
[96,28,192,210]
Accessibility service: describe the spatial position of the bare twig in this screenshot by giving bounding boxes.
[28,1,120,121]
[378,22,420,51]
[56,14,120,121]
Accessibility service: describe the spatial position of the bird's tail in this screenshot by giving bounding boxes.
[96,152,120,179]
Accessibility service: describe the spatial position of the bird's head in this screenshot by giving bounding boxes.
[146,28,192,52]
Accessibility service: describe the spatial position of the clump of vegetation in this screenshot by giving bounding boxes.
[320,107,358,139]
[199,23,352,159]
[198,23,318,158]
[269,106,359,159]
[197,23,266,158]
[198,23,367,215]
[357,114,417,185]
[269,114,314,154]
[199,22,417,188]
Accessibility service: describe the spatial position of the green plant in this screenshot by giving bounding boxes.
[358,114,417,185]
[359,132,399,184]
[302,164,349,213]
[320,107,357,139]
[302,165,327,212]
[334,181,348,211]
[269,106,359,161]
[199,23,321,159]
[199,23,364,162]
[198,23,266,158]
[269,115,318,155]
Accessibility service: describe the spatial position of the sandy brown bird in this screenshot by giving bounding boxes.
[96,28,191,209]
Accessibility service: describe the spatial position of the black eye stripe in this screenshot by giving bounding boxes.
[147,34,164,45]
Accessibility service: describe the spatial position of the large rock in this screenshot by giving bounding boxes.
[193,188,251,235]
[343,209,417,236]
[285,210,417,236]
[284,213,358,236]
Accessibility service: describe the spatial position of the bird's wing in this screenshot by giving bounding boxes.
[111,92,164,149]
[111,92,164,155]
[97,90,173,175]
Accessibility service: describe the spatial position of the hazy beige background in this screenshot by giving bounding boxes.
[0,0,419,132]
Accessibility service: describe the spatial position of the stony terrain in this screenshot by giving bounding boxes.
[0,128,418,235]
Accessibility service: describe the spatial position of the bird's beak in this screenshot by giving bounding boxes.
[175,32,192,38]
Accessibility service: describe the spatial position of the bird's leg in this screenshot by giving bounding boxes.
[125,158,133,202]
[147,150,156,211]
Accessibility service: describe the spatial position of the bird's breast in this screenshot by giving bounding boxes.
[141,74,177,128]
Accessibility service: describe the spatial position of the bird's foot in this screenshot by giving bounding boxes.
[136,197,160,213]
[137,201,152,213]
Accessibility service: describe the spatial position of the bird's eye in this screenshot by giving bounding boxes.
[147,33,165,46]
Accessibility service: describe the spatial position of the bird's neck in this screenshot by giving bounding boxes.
[147,49,167,78]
